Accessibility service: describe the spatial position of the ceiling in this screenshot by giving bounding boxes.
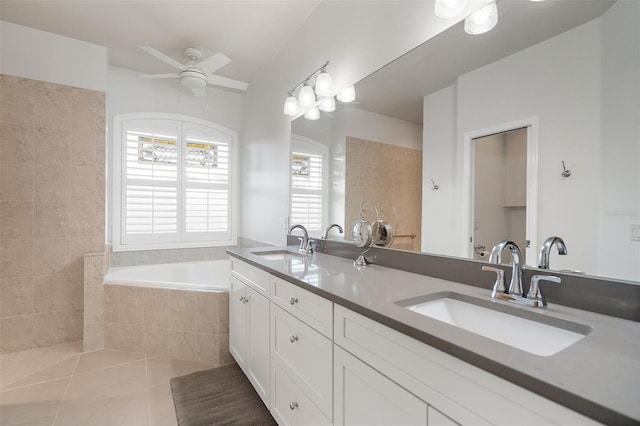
[0,0,321,85]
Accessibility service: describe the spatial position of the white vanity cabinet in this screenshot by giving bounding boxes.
[229,259,271,406]
[270,276,333,425]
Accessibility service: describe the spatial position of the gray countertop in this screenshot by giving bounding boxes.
[228,246,640,425]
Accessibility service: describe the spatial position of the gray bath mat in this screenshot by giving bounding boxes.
[170,362,277,426]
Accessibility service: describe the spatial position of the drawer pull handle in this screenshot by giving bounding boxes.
[289,297,298,305]
[289,401,298,411]
[289,335,298,343]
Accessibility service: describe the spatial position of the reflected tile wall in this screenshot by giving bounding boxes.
[345,136,422,252]
[0,74,106,353]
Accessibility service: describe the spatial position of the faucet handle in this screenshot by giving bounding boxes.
[527,275,561,307]
[482,266,506,297]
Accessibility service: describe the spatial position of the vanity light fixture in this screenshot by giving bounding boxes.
[283,60,333,118]
[337,85,356,103]
[304,106,320,120]
[435,0,468,19]
[283,91,300,116]
[464,1,498,35]
[319,96,336,112]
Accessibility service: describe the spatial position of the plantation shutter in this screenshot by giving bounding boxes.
[290,152,323,232]
[122,120,180,245]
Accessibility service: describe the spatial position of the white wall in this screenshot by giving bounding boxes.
[106,67,243,243]
[241,0,491,245]
[422,2,640,281]
[0,21,107,92]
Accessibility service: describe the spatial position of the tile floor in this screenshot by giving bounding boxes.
[0,341,215,425]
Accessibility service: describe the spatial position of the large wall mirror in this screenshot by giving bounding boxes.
[290,0,639,283]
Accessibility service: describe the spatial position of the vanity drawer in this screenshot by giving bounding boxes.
[231,258,270,297]
[271,304,332,419]
[271,275,333,338]
[271,361,331,426]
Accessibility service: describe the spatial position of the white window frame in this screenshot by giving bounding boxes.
[112,112,238,252]
[289,134,329,238]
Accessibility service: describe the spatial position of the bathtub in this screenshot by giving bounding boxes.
[104,259,230,292]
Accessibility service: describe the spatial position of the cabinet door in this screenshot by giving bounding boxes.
[229,276,247,369]
[247,286,270,406]
[334,346,427,426]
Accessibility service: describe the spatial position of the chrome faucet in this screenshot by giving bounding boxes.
[322,224,343,239]
[288,224,312,255]
[538,236,567,269]
[488,240,525,296]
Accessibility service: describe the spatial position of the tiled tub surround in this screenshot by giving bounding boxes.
[103,284,232,366]
[0,74,106,353]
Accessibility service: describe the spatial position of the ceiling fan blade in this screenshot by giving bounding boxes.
[139,73,179,79]
[207,74,249,91]
[197,52,231,73]
[140,46,185,70]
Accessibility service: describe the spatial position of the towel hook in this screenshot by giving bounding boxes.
[430,179,439,190]
[561,161,572,178]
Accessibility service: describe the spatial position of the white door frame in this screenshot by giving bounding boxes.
[460,117,539,265]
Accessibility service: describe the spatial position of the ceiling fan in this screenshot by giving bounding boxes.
[139,47,249,96]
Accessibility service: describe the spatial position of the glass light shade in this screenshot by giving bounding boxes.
[315,71,333,97]
[298,84,316,107]
[304,107,320,120]
[464,2,498,35]
[318,96,336,112]
[435,0,467,19]
[283,95,300,116]
[336,86,356,103]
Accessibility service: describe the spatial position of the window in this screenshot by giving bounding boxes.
[113,113,237,251]
[290,135,328,238]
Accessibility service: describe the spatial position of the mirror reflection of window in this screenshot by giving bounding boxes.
[290,135,328,238]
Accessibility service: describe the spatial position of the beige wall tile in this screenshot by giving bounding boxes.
[1,238,33,278]
[83,322,105,352]
[34,163,69,202]
[169,330,198,362]
[104,322,118,350]
[1,315,34,352]
[63,309,84,342]
[68,236,99,273]
[1,161,33,201]
[69,165,97,201]
[219,291,229,334]
[0,85,35,127]
[33,86,72,131]
[34,202,68,238]
[195,332,218,365]
[144,288,169,328]
[68,201,96,237]
[89,284,104,325]
[33,273,72,313]
[104,285,119,323]
[119,286,143,326]
[118,324,143,353]
[195,291,219,334]
[33,238,69,275]
[1,201,34,239]
[69,272,85,310]
[169,290,195,331]
[32,311,68,347]
[0,276,34,317]
[0,124,34,162]
[143,327,170,358]
[218,333,233,366]
[33,127,70,165]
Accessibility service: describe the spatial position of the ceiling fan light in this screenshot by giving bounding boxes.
[315,71,334,97]
[304,107,320,120]
[435,0,468,19]
[464,2,498,35]
[336,86,356,103]
[318,96,336,112]
[283,94,300,116]
[298,84,316,107]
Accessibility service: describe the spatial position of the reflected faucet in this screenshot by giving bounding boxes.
[538,236,567,269]
[322,224,344,239]
[288,224,312,255]
[488,240,525,297]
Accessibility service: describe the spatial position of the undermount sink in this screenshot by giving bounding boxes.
[251,250,305,261]
[397,292,590,356]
